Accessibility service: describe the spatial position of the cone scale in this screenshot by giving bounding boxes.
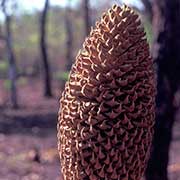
[57,4,155,180]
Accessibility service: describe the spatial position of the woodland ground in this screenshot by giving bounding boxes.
[0,78,179,180]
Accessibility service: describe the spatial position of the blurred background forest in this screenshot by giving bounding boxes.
[0,0,179,180]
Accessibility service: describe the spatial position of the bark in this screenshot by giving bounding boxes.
[145,0,180,179]
[1,0,18,108]
[83,0,91,36]
[65,5,73,71]
[40,0,52,97]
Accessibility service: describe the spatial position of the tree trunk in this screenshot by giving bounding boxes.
[40,0,52,97]
[141,0,153,21]
[145,0,180,179]
[83,0,91,36]
[1,0,18,108]
[65,4,73,71]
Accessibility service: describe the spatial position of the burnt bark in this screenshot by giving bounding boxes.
[83,0,91,36]
[40,0,52,97]
[146,0,180,179]
[65,5,73,71]
[1,0,18,108]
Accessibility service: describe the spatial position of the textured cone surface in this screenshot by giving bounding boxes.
[58,4,155,180]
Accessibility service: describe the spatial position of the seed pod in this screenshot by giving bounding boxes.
[57,4,155,180]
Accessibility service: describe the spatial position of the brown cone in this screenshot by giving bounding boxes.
[57,4,155,180]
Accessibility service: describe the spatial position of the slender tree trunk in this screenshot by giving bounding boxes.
[146,0,180,179]
[65,4,73,71]
[141,0,153,21]
[83,0,91,36]
[40,0,52,97]
[1,0,18,108]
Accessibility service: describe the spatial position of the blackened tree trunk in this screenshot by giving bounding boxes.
[1,0,18,108]
[65,4,73,71]
[83,0,91,36]
[40,0,52,97]
[146,0,180,179]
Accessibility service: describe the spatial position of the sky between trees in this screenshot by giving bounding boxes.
[4,0,144,12]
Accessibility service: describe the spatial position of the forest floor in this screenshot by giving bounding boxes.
[0,78,180,180]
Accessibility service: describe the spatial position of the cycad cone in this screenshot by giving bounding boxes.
[57,4,155,180]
